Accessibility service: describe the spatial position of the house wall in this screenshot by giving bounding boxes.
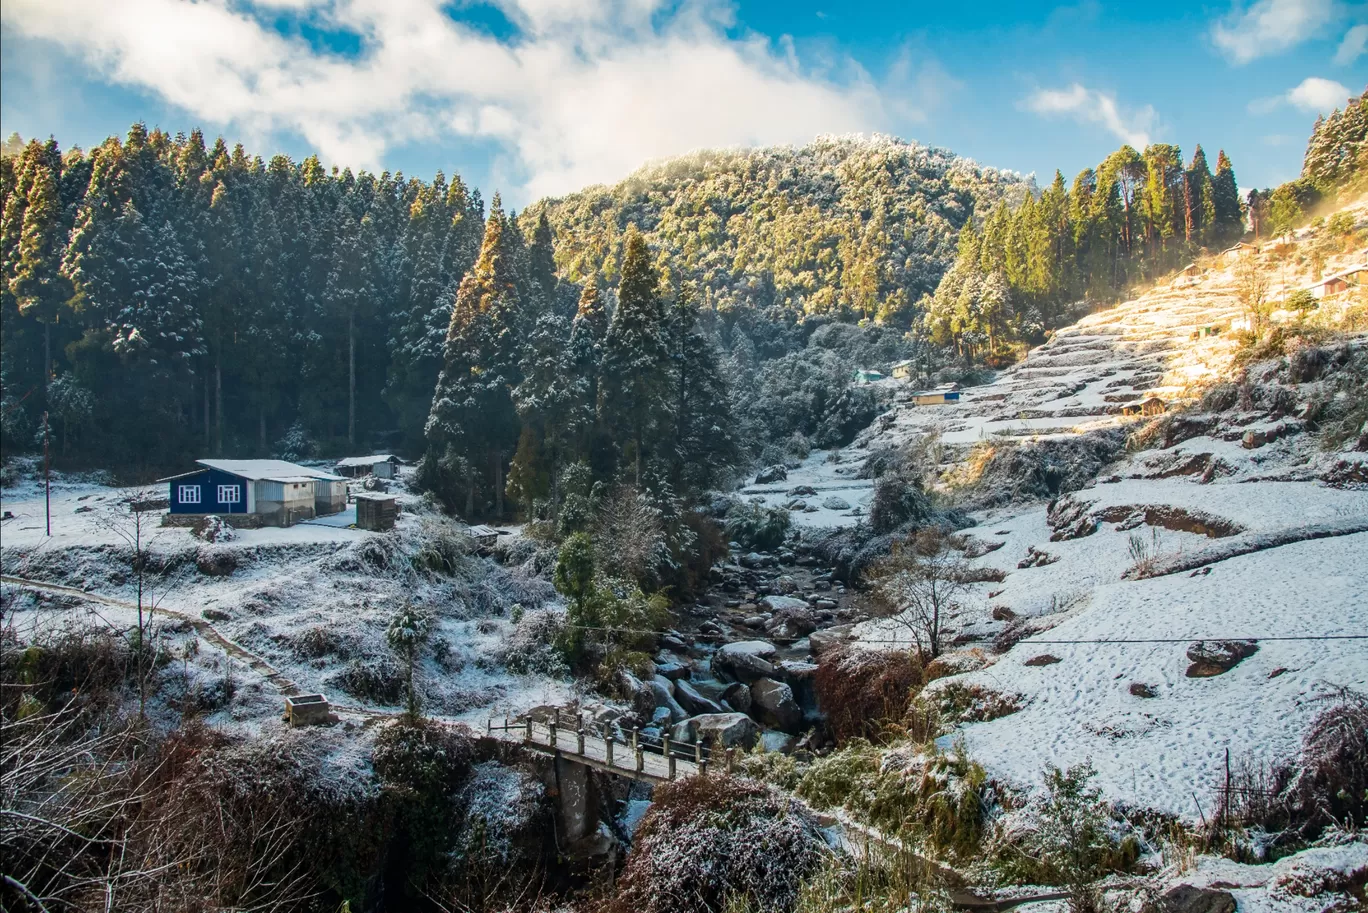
[168,468,254,515]
[315,480,347,515]
[255,480,316,526]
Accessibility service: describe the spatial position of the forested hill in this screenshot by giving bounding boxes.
[523,135,1029,323]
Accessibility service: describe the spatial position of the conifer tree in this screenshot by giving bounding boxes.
[600,226,670,485]
[11,140,72,392]
[1211,151,1243,243]
[664,287,738,492]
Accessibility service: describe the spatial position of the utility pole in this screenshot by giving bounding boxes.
[43,411,51,536]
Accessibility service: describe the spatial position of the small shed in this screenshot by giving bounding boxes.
[467,525,500,549]
[891,360,916,380]
[355,493,398,531]
[1305,265,1364,299]
[910,390,960,406]
[1221,242,1257,263]
[854,369,885,384]
[1121,396,1167,417]
[335,454,406,479]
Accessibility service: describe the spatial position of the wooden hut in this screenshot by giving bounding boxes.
[355,493,398,531]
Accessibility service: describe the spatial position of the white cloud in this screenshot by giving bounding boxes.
[1210,0,1339,64]
[1020,83,1157,149]
[0,0,932,201]
[1251,76,1353,113]
[1333,22,1368,63]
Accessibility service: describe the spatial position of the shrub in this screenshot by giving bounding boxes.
[409,516,471,575]
[868,474,933,534]
[611,776,828,913]
[373,718,475,798]
[725,500,791,550]
[815,647,925,744]
[1282,687,1368,836]
[338,655,405,705]
[498,609,569,677]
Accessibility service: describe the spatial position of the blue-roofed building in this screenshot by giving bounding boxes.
[159,459,347,527]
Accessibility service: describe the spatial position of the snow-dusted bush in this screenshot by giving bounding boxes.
[408,516,471,576]
[372,718,475,795]
[868,474,933,535]
[814,647,926,743]
[190,515,236,543]
[611,776,828,913]
[337,654,405,705]
[498,609,569,677]
[451,761,549,865]
[1283,688,1368,835]
[725,500,791,550]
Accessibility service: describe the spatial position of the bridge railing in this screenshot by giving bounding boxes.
[487,709,732,780]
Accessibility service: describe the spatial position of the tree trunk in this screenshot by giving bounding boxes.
[1183,172,1193,244]
[465,471,475,519]
[259,405,267,455]
[493,448,504,520]
[204,372,211,450]
[214,357,223,455]
[42,322,51,393]
[348,309,356,448]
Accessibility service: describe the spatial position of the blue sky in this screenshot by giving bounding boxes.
[2,0,1363,206]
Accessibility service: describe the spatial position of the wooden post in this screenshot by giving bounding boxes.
[726,748,734,774]
[694,741,702,764]
[525,717,532,741]
[486,718,492,735]
[631,729,639,753]
[577,727,585,755]
[549,719,557,749]
[636,747,644,773]
[663,734,671,760]
[669,755,677,779]
[606,735,615,769]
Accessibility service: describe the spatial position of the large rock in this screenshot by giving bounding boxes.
[750,678,803,733]
[1159,884,1236,913]
[754,465,788,484]
[692,713,761,750]
[655,660,691,681]
[760,595,808,613]
[711,641,778,683]
[619,670,657,719]
[821,495,851,511]
[776,660,819,709]
[649,676,688,723]
[719,682,752,713]
[773,574,799,594]
[673,678,724,715]
[808,625,853,656]
[1185,640,1258,678]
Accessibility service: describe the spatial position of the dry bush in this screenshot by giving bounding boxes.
[610,776,828,913]
[814,647,925,744]
[1283,687,1368,835]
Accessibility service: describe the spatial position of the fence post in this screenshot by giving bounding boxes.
[694,741,702,765]
[549,718,557,750]
[486,718,491,735]
[577,727,585,755]
[663,734,671,760]
[525,717,532,741]
[726,748,734,774]
[606,735,615,769]
[631,728,639,754]
[636,747,644,773]
[669,754,677,779]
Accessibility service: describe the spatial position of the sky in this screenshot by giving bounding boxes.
[1,0,1364,207]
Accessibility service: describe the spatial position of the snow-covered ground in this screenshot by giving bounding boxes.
[838,204,1368,819]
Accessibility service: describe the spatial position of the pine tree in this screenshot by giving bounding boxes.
[600,226,671,484]
[421,202,523,517]
[1186,146,1217,246]
[508,311,573,512]
[664,286,738,492]
[1211,151,1243,243]
[10,140,72,392]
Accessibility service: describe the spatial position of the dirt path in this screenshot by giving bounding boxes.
[0,573,303,697]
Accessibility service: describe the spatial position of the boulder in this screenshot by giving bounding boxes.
[619,670,657,719]
[739,552,769,569]
[649,676,688,723]
[1159,884,1236,913]
[719,682,752,713]
[741,615,767,629]
[650,707,673,727]
[655,659,691,680]
[788,485,818,496]
[821,496,850,511]
[669,719,697,744]
[1024,654,1061,667]
[196,548,237,577]
[692,713,760,750]
[1185,640,1258,678]
[785,499,807,511]
[760,595,808,613]
[1129,682,1158,698]
[754,465,788,484]
[674,678,724,715]
[711,641,779,683]
[808,625,853,656]
[777,660,819,709]
[773,575,799,594]
[750,678,803,733]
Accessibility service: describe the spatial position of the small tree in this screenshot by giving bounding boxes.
[1030,762,1114,913]
[1234,256,1271,332]
[95,487,171,717]
[869,528,968,660]
[387,603,431,719]
[1284,288,1317,319]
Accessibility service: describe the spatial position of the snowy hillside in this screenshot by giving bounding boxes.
[818,200,1368,818]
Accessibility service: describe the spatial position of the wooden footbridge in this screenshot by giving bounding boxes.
[487,712,727,783]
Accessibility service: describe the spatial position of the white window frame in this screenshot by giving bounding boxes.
[179,484,201,505]
[217,484,242,505]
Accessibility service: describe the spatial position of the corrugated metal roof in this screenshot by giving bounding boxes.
[336,454,400,468]
[196,459,344,482]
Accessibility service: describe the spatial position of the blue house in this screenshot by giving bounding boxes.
[160,459,347,527]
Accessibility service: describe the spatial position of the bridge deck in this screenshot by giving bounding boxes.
[489,720,709,783]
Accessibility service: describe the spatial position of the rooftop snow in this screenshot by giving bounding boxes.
[195,459,344,482]
[335,454,400,468]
